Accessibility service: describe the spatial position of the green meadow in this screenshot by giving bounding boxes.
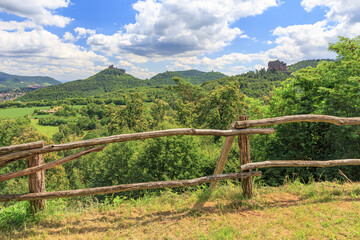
[0,106,60,138]
[0,106,50,118]
[30,119,59,138]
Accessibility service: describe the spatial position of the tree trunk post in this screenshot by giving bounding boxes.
[28,154,46,213]
[238,115,253,198]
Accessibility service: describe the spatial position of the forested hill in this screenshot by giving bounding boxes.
[287,59,333,72]
[0,71,60,92]
[18,69,226,101]
[17,59,332,102]
[18,68,146,101]
[148,70,226,85]
[202,68,289,98]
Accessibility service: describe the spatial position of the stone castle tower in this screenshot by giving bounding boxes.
[268,60,287,73]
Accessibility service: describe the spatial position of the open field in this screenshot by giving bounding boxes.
[1,181,360,239]
[0,106,50,118]
[30,119,59,138]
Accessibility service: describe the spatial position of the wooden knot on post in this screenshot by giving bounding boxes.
[238,115,253,198]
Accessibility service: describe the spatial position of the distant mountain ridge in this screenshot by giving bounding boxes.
[18,68,226,101]
[17,59,333,102]
[0,72,61,92]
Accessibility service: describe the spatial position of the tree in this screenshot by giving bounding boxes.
[171,77,204,126]
[198,81,246,130]
[150,99,170,127]
[256,36,360,185]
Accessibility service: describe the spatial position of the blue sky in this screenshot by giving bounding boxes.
[0,0,359,81]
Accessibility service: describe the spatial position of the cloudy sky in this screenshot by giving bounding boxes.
[0,0,359,81]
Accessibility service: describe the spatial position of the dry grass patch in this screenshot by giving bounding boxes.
[2,181,360,239]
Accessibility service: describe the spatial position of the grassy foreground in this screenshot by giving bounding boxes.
[1,180,360,239]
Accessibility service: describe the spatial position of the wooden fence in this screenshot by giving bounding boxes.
[1,114,360,213]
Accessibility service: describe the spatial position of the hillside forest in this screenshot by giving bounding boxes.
[1,36,360,202]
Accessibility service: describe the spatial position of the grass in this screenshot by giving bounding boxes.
[30,119,59,138]
[0,106,50,118]
[0,105,86,138]
[1,180,360,239]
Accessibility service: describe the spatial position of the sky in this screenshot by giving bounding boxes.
[0,0,359,81]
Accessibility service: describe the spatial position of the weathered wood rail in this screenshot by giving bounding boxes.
[231,114,360,128]
[0,171,262,202]
[0,128,274,166]
[1,114,360,212]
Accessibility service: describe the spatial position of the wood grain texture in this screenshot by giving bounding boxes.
[0,171,262,202]
[209,136,235,190]
[231,114,360,129]
[28,154,46,213]
[241,159,360,171]
[238,116,253,197]
[0,128,274,163]
[0,141,44,154]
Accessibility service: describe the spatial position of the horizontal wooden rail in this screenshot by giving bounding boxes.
[0,141,44,154]
[0,128,274,164]
[231,114,360,129]
[0,146,105,182]
[0,171,262,202]
[241,159,360,171]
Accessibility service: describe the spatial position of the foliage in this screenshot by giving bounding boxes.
[256,36,360,185]
[148,69,226,86]
[202,68,288,98]
[0,118,31,146]
[107,92,149,134]
[150,99,170,127]
[134,135,214,182]
[287,59,334,73]
[53,105,77,117]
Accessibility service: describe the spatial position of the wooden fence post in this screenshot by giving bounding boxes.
[28,153,46,213]
[238,115,253,198]
[209,136,236,190]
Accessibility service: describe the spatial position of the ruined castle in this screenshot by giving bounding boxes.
[108,65,126,73]
[268,60,287,73]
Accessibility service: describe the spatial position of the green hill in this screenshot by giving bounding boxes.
[148,70,226,86]
[202,68,289,98]
[18,69,226,102]
[287,59,333,72]
[0,72,60,92]
[18,68,146,101]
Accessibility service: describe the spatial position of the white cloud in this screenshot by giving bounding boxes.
[128,65,156,79]
[0,27,109,80]
[0,0,71,27]
[0,1,113,80]
[74,27,96,39]
[63,31,75,42]
[301,0,360,23]
[0,20,36,30]
[86,0,279,57]
[167,0,360,74]
[266,1,360,63]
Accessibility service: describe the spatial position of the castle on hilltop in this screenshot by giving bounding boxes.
[268,60,287,73]
[108,65,126,73]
